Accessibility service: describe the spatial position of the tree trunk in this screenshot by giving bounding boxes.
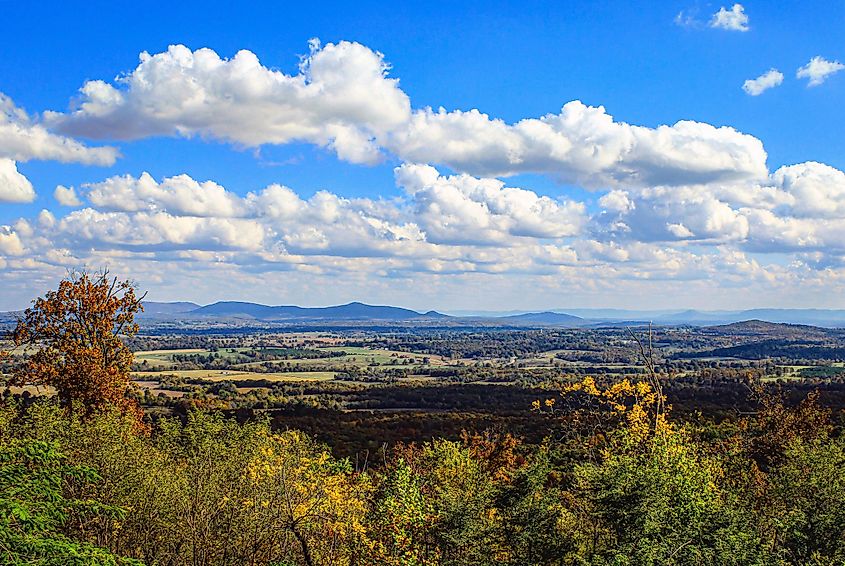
[291,526,314,566]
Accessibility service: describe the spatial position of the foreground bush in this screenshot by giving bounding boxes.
[1,388,844,565]
[0,405,140,565]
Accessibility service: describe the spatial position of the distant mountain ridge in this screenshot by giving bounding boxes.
[6,301,845,329]
[445,307,845,327]
[135,302,845,328]
[548,308,845,328]
[140,302,200,316]
[652,309,845,327]
[144,301,446,322]
[497,311,585,327]
[707,319,838,340]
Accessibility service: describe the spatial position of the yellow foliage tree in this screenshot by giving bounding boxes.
[563,376,670,442]
[241,429,373,565]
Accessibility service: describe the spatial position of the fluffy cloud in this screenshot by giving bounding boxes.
[395,163,585,243]
[0,159,36,203]
[8,160,845,310]
[741,210,845,253]
[54,185,82,206]
[0,167,584,297]
[797,56,845,87]
[389,102,768,187]
[84,172,245,217]
[770,162,845,218]
[46,41,411,164]
[593,161,845,258]
[742,69,784,96]
[62,168,587,258]
[0,94,118,204]
[69,171,429,258]
[598,190,634,214]
[247,185,428,257]
[56,208,267,251]
[710,4,749,31]
[8,37,845,308]
[9,159,845,294]
[599,185,750,243]
[0,94,117,165]
[0,226,25,256]
[43,41,774,188]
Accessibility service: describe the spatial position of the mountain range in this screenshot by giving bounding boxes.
[138,302,845,328]
[5,301,845,329]
[603,308,845,327]
[444,307,845,328]
[139,301,450,323]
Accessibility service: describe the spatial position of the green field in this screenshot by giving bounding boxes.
[130,343,454,398]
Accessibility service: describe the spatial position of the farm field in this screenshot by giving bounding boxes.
[133,369,339,382]
[8,322,845,416]
[129,342,461,401]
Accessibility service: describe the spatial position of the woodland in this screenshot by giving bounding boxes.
[2,272,844,565]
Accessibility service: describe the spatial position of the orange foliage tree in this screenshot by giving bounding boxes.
[10,269,145,416]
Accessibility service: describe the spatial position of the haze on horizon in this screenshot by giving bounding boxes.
[2,1,845,312]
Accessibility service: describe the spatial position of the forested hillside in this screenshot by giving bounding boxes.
[2,273,845,565]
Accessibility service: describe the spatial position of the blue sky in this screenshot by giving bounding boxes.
[1,1,844,310]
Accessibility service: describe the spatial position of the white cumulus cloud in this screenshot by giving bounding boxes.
[7,160,845,310]
[56,208,267,252]
[592,160,845,258]
[600,185,750,243]
[0,94,117,165]
[797,56,845,87]
[742,69,784,96]
[395,163,586,244]
[389,101,768,187]
[54,185,82,206]
[42,41,776,189]
[45,41,411,165]
[598,190,634,213]
[0,94,119,204]
[770,162,845,218]
[710,4,750,31]
[0,159,36,203]
[0,227,25,256]
[84,172,246,217]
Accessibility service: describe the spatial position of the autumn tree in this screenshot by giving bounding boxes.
[10,270,144,416]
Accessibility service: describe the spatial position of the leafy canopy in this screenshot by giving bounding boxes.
[10,270,144,416]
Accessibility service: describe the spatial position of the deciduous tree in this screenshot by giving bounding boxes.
[10,270,144,417]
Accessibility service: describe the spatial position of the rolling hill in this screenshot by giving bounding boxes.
[140,301,201,317]
[708,319,836,340]
[7,299,845,329]
[496,311,584,327]
[184,301,444,322]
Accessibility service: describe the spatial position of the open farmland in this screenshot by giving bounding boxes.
[129,339,460,401]
[8,322,845,422]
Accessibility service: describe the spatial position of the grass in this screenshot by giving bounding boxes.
[207,371,338,382]
[223,347,444,372]
[133,369,335,381]
[130,343,450,397]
